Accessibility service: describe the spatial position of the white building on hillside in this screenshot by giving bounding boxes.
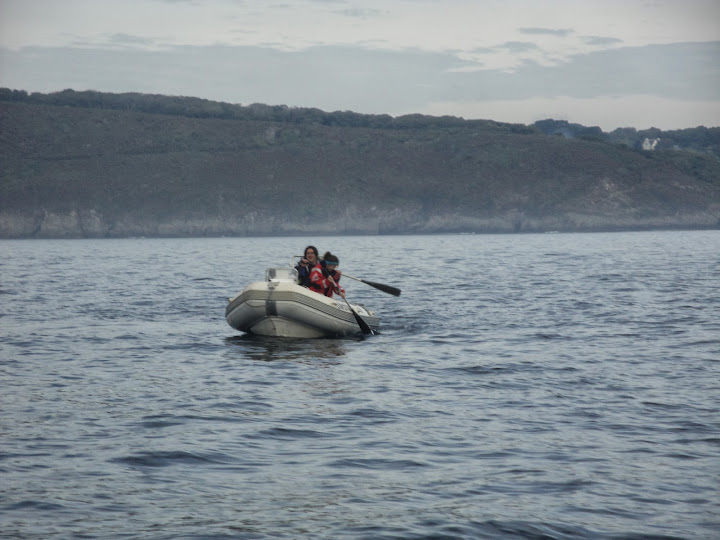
[642,138,660,150]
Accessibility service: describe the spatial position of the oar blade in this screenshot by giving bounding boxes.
[352,310,374,335]
[342,273,401,296]
[362,279,401,296]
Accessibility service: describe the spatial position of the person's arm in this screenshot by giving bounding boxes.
[327,274,345,297]
[333,271,344,295]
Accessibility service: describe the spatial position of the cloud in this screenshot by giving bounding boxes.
[582,36,624,46]
[107,33,157,47]
[519,27,573,37]
[335,8,386,19]
[444,41,720,101]
[498,41,540,53]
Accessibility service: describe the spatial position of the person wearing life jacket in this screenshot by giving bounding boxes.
[309,252,344,298]
[295,245,319,287]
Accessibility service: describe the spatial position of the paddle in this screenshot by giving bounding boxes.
[328,275,374,335]
[342,273,401,297]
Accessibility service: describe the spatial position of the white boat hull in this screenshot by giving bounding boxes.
[226,269,380,338]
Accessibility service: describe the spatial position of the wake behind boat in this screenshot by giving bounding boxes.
[225,267,381,338]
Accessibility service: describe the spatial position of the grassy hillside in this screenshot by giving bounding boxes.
[1,93,719,237]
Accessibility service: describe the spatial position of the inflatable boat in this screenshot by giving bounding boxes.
[226,267,380,338]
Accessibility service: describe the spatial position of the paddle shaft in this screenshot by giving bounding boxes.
[328,275,374,335]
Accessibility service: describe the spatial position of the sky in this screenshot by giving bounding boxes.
[1,0,719,131]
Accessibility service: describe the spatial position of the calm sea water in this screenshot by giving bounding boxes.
[1,231,718,539]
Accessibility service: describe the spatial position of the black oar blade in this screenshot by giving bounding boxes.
[361,279,401,296]
[351,309,374,335]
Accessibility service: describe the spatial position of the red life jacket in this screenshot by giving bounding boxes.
[309,264,342,297]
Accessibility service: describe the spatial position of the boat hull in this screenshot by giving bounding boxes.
[226,279,380,338]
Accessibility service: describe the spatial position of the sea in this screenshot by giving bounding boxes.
[1,231,718,540]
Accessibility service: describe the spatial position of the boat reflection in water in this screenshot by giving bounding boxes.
[223,334,351,363]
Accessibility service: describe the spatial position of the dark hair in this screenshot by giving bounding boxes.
[323,251,339,264]
[304,246,318,258]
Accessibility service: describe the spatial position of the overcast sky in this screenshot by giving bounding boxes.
[1,0,718,131]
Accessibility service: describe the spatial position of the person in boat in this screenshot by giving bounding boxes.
[295,245,319,287]
[309,251,344,298]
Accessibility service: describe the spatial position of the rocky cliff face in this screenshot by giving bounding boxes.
[2,101,719,238]
[2,207,717,238]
